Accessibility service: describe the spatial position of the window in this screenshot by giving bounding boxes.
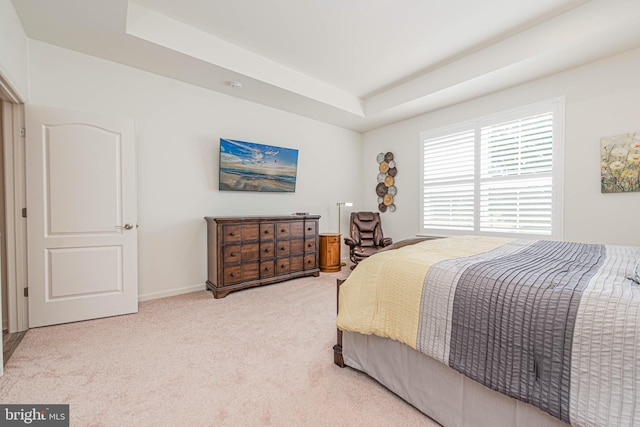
[420,98,564,239]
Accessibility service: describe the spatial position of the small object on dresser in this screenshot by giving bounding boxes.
[293,212,309,216]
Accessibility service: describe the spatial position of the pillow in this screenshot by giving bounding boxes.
[630,259,640,284]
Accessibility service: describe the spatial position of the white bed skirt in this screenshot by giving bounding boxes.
[342,331,569,427]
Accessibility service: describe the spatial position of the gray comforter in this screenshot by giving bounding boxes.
[416,239,640,425]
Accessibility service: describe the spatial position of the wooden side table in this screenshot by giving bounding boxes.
[319,233,341,272]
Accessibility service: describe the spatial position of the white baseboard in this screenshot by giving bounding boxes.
[138,283,206,302]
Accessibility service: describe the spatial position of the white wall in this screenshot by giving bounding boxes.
[0,0,28,101]
[363,47,640,247]
[18,35,640,302]
[27,40,362,300]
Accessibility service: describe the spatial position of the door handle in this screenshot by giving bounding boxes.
[116,224,135,230]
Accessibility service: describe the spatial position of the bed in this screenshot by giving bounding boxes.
[333,236,640,427]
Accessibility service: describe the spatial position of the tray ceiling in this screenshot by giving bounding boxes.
[11,0,640,131]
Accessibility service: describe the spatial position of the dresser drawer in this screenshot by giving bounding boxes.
[276,240,290,256]
[260,241,275,258]
[223,243,259,263]
[223,265,242,284]
[304,221,317,236]
[222,225,242,243]
[290,255,303,271]
[276,257,290,275]
[304,238,316,252]
[242,242,260,261]
[304,254,317,270]
[290,238,304,254]
[242,224,259,241]
[277,222,290,239]
[290,221,304,237]
[222,224,260,244]
[223,244,242,263]
[260,260,275,278]
[260,223,275,240]
[242,262,260,282]
[222,262,259,285]
[325,235,340,244]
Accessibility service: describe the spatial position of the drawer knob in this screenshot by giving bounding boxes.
[281,229,286,233]
[307,227,312,231]
[265,248,271,253]
[231,272,237,277]
[307,259,312,264]
[231,252,237,257]
[280,247,285,251]
[281,264,286,268]
[264,230,270,234]
[265,267,271,271]
[230,232,236,237]
[307,243,312,248]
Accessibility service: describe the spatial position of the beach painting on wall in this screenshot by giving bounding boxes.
[600,131,640,193]
[219,138,299,192]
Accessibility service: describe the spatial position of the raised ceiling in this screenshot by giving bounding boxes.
[11,0,640,132]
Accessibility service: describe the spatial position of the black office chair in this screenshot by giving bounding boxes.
[343,211,392,269]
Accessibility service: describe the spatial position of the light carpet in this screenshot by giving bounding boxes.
[0,270,438,426]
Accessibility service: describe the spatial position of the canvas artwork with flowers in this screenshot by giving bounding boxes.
[600,131,640,193]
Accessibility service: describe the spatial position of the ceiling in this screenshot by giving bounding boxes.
[11,0,640,132]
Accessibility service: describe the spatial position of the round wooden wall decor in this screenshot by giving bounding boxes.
[376,152,396,213]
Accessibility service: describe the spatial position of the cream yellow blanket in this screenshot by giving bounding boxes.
[336,235,512,349]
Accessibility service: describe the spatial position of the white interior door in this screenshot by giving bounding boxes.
[26,105,138,327]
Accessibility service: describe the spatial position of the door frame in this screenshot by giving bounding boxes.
[2,101,28,333]
[0,71,28,334]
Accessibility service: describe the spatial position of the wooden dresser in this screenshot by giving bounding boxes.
[205,215,320,298]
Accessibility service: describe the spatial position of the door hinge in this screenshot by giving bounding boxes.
[21,207,27,218]
[23,287,28,297]
[20,127,25,137]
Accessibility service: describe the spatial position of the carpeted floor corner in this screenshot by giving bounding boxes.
[0,269,438,426]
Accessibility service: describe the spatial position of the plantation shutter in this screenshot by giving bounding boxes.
[422,129,475,231]
[420,99,562,239]
[479,112,554,235]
